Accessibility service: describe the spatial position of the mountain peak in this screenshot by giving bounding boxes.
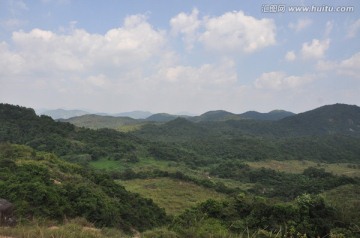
[279,103,360,135]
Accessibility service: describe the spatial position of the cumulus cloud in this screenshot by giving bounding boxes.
[285,51,296,61]
[338,53,360,78]
[154,58,237,86]
[2,14,166,76]
[0,12,247,113]
[170,10,276,54]
[199,11,276,53]
[254,71,313,90]
[170,8,201,50]
[288,18,312,32]
[0,41,25,75]
[0,14,171,112]
[318,52,360,79]
[301,39,330,59]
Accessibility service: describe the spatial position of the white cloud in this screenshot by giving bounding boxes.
[199,11,276,53]
[301,39,330,59]
[2,8,357,114]
[255,71,313,90]
[3,15,166,75]
[285,51,296,61]
[0,41,25,75]
[170,10,276,54]
[137,58,241,113]
[170,8,200,50]
[288,18,312,32]
[0,13,246,113]
[337,52,360,78]
[346,19,360,39]
[154,58,237,86]
[317,52,360,79]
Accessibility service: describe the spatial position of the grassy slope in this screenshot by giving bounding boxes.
[246,160,360,177]
[90,157,176,172]
[90,157,254,192]
[0,219,128,238]
[119,177,226,215]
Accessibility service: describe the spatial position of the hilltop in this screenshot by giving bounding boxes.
[59,114,140,130]
[240,109,295,120]
[278,103,360,136]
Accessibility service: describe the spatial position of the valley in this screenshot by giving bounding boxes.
[0,103,360,237]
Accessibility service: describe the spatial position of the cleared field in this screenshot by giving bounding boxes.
[90,157,176,172]
[119,177,226,215]
[246,160,360,177]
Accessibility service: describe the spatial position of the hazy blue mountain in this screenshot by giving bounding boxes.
[39,109,90,119]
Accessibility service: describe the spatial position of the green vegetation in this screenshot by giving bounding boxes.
[0,144,167,232]
[119,177,226,215]
[1,103,360,237]
[322,184,360,229]
[0,218,128,238]
[60,114,144,130]
[247,160,360,177]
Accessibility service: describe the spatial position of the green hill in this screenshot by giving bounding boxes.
[191,110,240,122]
[0,143,167,231]
[133,104,360,163]
[240,109,295,120]
[60,114,141,130]
[0,103,179,164]
[278,103,360,136]
[145,113,192,122]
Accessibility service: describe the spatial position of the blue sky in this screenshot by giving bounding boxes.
[0,0,359,114]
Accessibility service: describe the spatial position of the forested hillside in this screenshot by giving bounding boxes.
[0,144,167,232]
[133,104,360,164]
[1,103,360,237]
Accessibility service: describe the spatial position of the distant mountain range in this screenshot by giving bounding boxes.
[59,108,295,130]
[37,109,90,119]
[38,109,153,120]
[39,104,360,137]
[46,106,294,126]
